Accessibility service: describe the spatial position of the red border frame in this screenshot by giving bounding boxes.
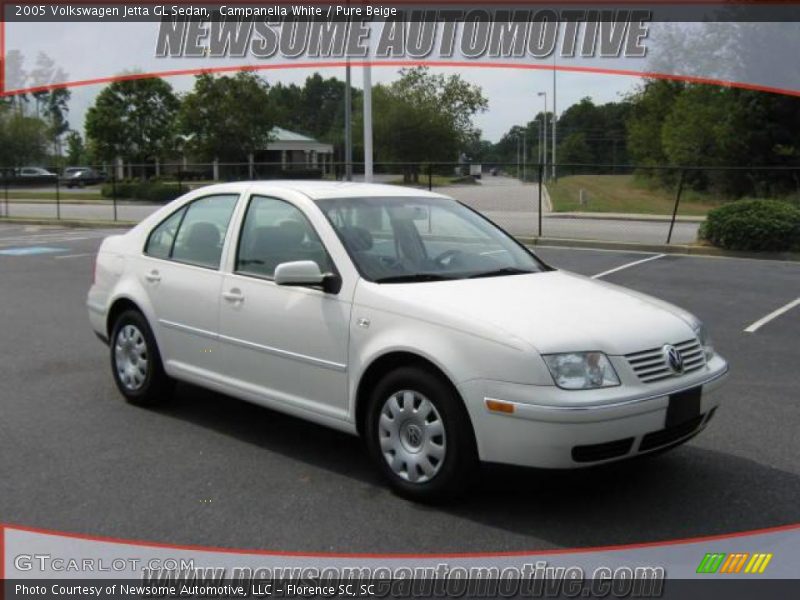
[2,60,800,99]
[1,524,6,582]
[2,521,799,560]
[0,0,798,569]
[1,1,800,98]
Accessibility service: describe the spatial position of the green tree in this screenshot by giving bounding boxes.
[626,80,684,168]
[558,132,594,165]
[65,130,87,165]
[0,108,50,166]
[557,97,630,166]
[268,74,360,161]
[178,72,274,162]
[372,67,487,164]
[85,77,179,166]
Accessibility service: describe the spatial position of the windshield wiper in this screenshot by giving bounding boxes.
[468,267,535,279]
[373,273,455,284]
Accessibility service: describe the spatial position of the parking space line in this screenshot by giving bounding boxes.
[0,234,100,246]
[591,254,666,279]
[744,298,800,333]
[54,253,95,260]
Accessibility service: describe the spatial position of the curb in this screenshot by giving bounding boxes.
[518,236,800,262]
[546,213,706,223]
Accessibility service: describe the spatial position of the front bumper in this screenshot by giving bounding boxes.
[458,355,728,469]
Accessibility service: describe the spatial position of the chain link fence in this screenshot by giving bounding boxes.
[1,161,798,247]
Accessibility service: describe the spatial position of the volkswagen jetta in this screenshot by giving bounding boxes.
[88,182,728,501]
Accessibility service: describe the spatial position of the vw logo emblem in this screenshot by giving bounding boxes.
[663,344,684,374]
[406,424,422,448]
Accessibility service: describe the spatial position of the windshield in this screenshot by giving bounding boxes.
[316,196,548,283]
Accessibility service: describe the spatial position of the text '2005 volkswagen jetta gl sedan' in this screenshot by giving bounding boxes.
[88,182,728,501]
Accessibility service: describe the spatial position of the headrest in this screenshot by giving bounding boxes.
[251,226,303,255]
[278,219,306,245]
[339,226,373,252]
[185,222,220,248]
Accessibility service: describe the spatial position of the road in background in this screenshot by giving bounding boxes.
[1,224,798,553]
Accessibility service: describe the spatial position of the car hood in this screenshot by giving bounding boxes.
[359,270,697,355]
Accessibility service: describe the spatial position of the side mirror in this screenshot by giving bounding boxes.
[274,261,341,294]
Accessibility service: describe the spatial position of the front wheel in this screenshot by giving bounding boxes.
[365,366,478,502]
[110,310,173,406]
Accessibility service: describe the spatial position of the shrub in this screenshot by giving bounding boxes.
[101,181,184,204]
[699,199,800,252]
[140,182,185,203]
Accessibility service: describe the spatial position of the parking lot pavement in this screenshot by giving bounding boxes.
[1,224,799,553]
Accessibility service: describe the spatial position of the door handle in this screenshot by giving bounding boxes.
[222,289,245,303]
[145,270,161,283]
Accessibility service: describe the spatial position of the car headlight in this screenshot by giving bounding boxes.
[690,318,715,360]
[542,352,620,390]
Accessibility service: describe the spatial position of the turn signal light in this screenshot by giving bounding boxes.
[485,399,515,414]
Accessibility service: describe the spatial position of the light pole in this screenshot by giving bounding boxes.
[536,121,542,164]
[363,64,373,183]
[362,0,373,183]
[344,61,352,181]
[537,92,547,182]
[552,53,557,181]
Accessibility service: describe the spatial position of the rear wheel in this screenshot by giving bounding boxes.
[110,310,173,406]
[365,366,477,502]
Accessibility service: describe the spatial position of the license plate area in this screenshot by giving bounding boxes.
[666,386,702,428]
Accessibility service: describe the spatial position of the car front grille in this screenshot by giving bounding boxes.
[639,415,705,452]
[625,338,706,383]
[572,437,635,463]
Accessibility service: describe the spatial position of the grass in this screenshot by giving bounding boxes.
[547,174,725,216]
[5,190,104,202]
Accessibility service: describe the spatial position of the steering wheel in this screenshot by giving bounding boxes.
[378,255,403,270]
[433,249,464,268]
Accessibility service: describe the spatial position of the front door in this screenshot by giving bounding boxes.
[219,195,351,420]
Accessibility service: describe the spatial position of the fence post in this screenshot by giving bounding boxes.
[112,175,118,222]
[666,169,686,245]
[537,163,544,237]
[55,175,61,220]
[428,163,433,191]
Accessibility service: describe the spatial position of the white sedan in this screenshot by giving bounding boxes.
[88,182,728,501]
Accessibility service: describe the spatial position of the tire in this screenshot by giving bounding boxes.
[109,309,173,406]
[365,366,478,502]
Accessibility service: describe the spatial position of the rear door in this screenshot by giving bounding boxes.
[138,193,240,378]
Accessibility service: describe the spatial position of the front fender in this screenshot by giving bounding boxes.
[348,305,553,418]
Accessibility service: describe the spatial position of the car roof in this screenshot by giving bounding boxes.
[200,180,450,201]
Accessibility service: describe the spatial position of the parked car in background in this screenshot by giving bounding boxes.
[87,181,728,501]
[62,167,107,188]
[0,167,59,186]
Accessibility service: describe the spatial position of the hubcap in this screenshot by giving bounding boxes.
[378,390,446,483]
[114,324,149,391]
